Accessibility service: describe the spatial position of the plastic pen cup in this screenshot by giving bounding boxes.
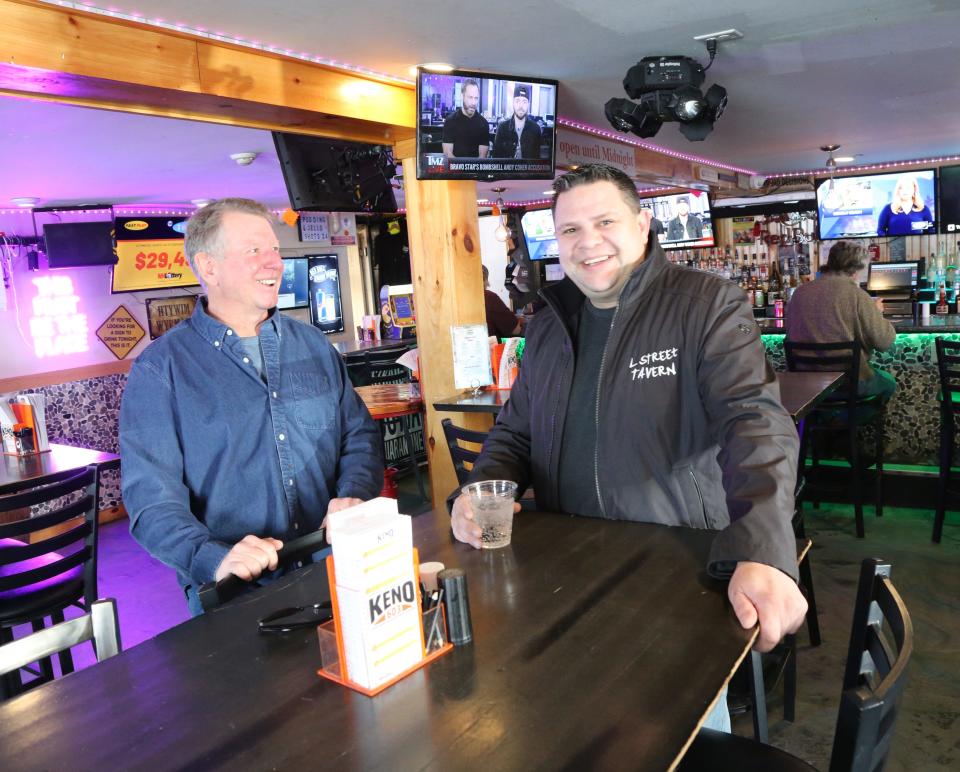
[462,480,518,549]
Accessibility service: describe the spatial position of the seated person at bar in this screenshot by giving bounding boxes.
[785,240,897,400]
[452,165,807,732]
[483,264,524,338]
[120,199,383,615]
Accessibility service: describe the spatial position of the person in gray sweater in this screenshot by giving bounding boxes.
[785,241,897,400]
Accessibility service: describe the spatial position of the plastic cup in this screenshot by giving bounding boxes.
[462,480,518,548]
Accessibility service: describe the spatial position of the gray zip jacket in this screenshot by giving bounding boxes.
[467,235,800,581]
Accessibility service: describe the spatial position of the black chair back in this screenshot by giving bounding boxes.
[0,464,100,622]
[784,339,863,411]
[441,419,488,486]
[830,558,914,772]
[935,337,960,423]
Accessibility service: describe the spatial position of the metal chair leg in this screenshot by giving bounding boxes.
[934,406,952,544]
[748,650,769,744]
[850,423,865,538]
[875,407,885,518]
[798,552,821,647]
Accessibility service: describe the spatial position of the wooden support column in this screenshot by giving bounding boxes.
[401,158,489,510]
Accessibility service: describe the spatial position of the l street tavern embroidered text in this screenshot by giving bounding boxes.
[628,347,679,380]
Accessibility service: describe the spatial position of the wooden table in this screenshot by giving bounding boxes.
[775,371,844,423]
[0,442,119,496]
[0,509,754,771]
[433,388,512,415]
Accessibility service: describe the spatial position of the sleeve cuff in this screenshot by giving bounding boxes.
[192,540,232,585]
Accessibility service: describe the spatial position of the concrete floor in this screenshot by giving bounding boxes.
[16,492,960,770]
[733,504,960,771]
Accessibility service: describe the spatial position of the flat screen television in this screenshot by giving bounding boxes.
[815,169,936,239]
[307,254,344,334]
[112,216,199,293]
[277,257,309,310]
[939,164,960,235]
[519,209,560,261]
[866,260,920,293]
[43,221,116,268]
[416,67,558,180]
[273,133,398,213]
[639,190,715,249]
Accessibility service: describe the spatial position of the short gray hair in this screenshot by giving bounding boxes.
[552,163,642,216]
[824,240,866,276]
[184,198,274,275]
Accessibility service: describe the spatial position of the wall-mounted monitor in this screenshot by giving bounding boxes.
[639,190,715,249]
[43,221,116,269]
[307,254,344,334]
[111,216,199,293]
[939,164,960,235]
[815,169,936,239]
[416,67,558,181]
[277,257,309,310]
[273,133,398,213]
[519,209,560,261]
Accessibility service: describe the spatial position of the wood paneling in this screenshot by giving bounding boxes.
[196,44,414,130]
[402,158,488,509]
[0,0,202,91]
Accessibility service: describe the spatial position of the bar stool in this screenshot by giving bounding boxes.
[785,340,888,538]
[933,337,960,543]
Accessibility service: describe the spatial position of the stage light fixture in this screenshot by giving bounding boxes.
[605,42,728,142]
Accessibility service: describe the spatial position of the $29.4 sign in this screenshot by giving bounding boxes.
[112,238,199,293]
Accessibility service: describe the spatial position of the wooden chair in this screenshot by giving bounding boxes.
[0,599,120,689]
[0,465,100,697]
[440,419,489,486]
[681,558,914,772]
[933,337,960,543]
[784,340,888,538]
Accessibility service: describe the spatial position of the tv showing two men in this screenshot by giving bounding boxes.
[416,68,558,180]
[641,191,715,249]
[816,169,937,239]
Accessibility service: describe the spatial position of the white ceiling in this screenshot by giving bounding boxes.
[2,0,959,228]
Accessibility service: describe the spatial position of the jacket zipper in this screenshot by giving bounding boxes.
[688,467,706,527]
[594,304,620,519]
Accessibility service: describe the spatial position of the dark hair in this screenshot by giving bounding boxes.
[551,163,641,215]
[824,241,866,276]
[481,264,489,281]
[184,198,274,275]
[461,78,480,94]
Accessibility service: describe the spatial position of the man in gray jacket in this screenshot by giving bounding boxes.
[452,164,807,656]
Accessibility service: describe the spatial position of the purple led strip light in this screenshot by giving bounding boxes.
[556,118,757,176]
[764,154,960,180]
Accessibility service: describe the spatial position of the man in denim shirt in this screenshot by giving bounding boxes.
[120,199,383,614]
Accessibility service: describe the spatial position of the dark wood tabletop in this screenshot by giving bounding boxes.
[0,442,120,495]
[433,389,512,414]
[0,509,754,771]
[775,370,844,423]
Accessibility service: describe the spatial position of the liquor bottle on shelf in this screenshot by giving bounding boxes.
[937,285,949,315]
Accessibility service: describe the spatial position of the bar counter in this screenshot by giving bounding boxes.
[759,316,960,465]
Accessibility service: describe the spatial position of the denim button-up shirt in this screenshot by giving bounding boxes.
[120,300,383,596]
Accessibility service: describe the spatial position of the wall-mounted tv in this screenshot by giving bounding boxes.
[277,257,309,310]
[815,169,936,239]
[273,133,398,213]
[112,216,199,293]
[416,67,558,181]
[307,254,344,334]
[43,221,116,269]
[639,190,715,249]
[939,164,960,235]
[519,209,560,261]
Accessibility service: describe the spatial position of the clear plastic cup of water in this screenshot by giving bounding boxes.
[462,480,518,549]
